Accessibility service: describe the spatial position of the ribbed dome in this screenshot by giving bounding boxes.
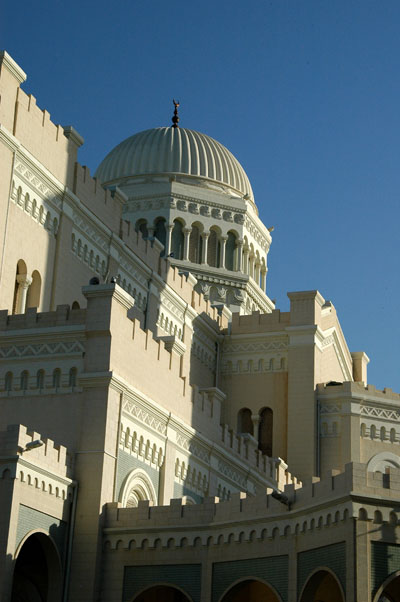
[95,127,254,200]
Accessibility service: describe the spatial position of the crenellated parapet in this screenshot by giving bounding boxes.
[0,304,86,331]
[229,309,290,334]
[317,380,400,401]
[103,462,400,551]
[0,424,74,495]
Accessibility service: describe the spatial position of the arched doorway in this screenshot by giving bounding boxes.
[374,571,400,602]
[11,532,62,602]
[133,584,192,601]
[220,579,282,601]
[299,569,345,602]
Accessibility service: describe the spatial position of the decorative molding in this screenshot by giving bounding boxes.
[223,339,287,354]
[72,210,109,252]
[11,171,60,236]
[0,340,84,360]
[175,433,211,463]
[320,403,342,415]
[159,293,185,322]
[360,405,400,422]
[122,398,168,435]
[14,159,62,209]
[217,459,247,487]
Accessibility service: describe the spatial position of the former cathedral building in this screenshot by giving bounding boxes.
[0,50,399,602]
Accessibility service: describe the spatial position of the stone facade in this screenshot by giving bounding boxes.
[0,50,399,601]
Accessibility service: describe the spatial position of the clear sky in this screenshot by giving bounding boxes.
[2,1,399,392]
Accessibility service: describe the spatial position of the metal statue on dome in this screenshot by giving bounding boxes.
[172,99,180,128]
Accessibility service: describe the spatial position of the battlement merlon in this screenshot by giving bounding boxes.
[0,424,73,479]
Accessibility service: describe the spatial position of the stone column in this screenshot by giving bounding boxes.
[166,224,174,256]
[255,262,260,285]
[183,228,191,261]
[220,236,227,268]
[261,267,267,291]
[16,275,32,314]
[236,239,243,272]
[243,248,249,274]
[147,226,155,239]
[249,255,255,279]
[201,232,209,265]
[251,414,261,441]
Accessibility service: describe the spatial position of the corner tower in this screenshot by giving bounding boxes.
[96,119,274,314]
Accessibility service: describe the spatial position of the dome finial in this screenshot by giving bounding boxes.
[172,99,180,128]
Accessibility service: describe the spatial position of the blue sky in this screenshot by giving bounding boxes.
[2,1,399,392]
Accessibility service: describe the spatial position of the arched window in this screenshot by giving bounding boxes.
[36,369,44,390]
[189,224,202,263]
[5,372,13,392]
[26,270,41,309]
[207,229,220,267]
[171,220,184,259]
[52,369,61,388]
[120,470,157,508]
[135,219,148,238]
[69,368,77,388]
[225,232,236,270]
[20,371,29,391]
[71,301,80,310]
[154,218,166,255]
[258,407,273,456]
[237,408,253,435]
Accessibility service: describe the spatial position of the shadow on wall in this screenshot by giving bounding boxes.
[10,529,63,602]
